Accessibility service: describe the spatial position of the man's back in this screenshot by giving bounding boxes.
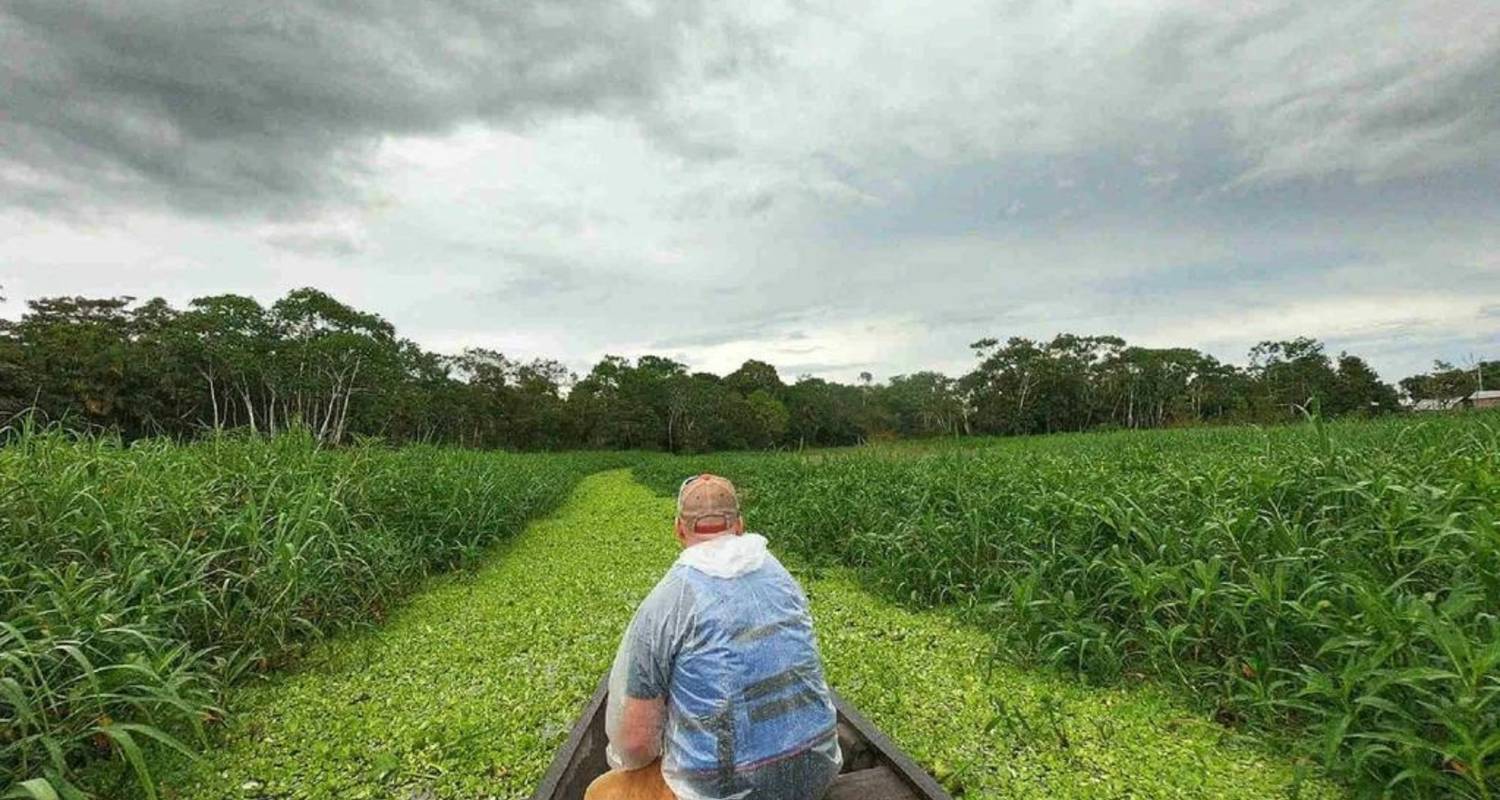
[605,532,842,800]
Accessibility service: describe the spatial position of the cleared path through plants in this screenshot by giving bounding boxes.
[153,470,1340,799]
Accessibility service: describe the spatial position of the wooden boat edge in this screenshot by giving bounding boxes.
[829,689,953,800]
[531,674,610,800]
[531,679,954,800]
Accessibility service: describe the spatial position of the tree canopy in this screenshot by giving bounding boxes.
[0,288,1447,452]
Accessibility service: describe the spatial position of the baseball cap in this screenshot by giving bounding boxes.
[677,474,740,534]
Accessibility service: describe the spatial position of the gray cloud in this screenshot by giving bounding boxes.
[262,227,365,257]
[1209,5,1500,184]
[778,360,878,378]
[2,0,1497,388]
[647,307,826,350]
[0,0,709,216]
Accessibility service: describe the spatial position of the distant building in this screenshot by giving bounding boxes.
[1409,390,1500,412]
[1471,389,1500,410]
[1410,397,1462,412]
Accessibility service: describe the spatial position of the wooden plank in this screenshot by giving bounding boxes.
[830,690,953,800]
[836,721,878,773]
[825,766,920,800]
[531,675,611,800]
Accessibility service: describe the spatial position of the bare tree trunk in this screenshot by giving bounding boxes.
[199,367,221,430]
[266,383,278,436]
[239,379,257,434]
[317,394,337,442]
[1015,370,1033,434]
[333,358,361,445]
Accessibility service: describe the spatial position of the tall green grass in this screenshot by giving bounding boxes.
[636,413,1500,798]
[0,428,627,799]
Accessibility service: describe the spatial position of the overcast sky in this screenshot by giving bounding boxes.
[3,1,1497,383]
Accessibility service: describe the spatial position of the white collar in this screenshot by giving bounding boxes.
[676,532,769,578]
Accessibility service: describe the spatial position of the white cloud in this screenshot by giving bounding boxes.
[631,315,929,382]
[1144,293,1494,349]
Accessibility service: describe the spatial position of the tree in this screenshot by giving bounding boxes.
[507,359,572,450]
[724,359,785,397]
[743,389,789,448]
[882,372,964,436]
[1330,353,1399,416]
[177,294,273,432]
[1247,337,1339,419]
[4,296,138,430]
[1399,359,1498,404]
[783,376,864,447]
[271,288,402,444]
[962,337,1046,435]
[566,355,685,450]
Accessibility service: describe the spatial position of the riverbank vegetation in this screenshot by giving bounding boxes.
[1,428,625,798]
[636,412,1500,797]
[4,409,1495,798]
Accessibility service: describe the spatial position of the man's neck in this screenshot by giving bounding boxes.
[681,531,738,549]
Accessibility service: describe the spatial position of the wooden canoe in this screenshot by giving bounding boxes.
[531,676,953,800]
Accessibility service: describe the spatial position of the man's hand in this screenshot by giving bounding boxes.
[613,695,666,769]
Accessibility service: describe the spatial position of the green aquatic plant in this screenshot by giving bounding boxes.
[635,412,1500,797]
[0,427,629,798]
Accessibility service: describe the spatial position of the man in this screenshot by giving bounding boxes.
[587,474,842,800]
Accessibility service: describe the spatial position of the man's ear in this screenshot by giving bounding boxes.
[734,517,745,535]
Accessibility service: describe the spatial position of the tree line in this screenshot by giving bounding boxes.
[1398,359,1499,403]
[0,287,1474,452]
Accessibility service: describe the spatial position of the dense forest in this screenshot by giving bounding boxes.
[0,287,1483,451]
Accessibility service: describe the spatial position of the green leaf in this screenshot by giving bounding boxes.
[99,724,158,800]
[3,779,60,800]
